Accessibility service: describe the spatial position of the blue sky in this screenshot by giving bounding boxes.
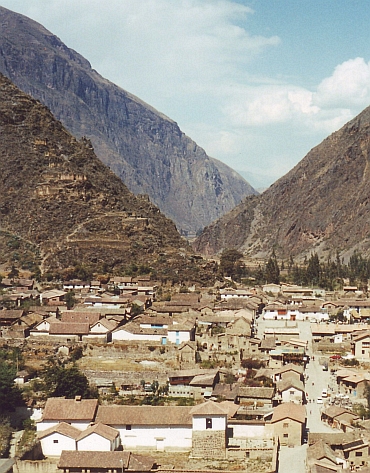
[2,0,370,188]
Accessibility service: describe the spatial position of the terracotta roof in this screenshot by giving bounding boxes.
[276,363,304,375]
[277,377,305,393]
[49,322,90,335]
[189,373,217,386]
[322,406,349,419]
[96,405,192,425]
[58,451,155,471]
[61,311,100,325]
[76,423,119,441]
[271,403,306,424]
[237,386,275,399]
[168,368,217,378]
[0,309,24,320]
[42,398,98,421]
[91,318,118,331]
[113,323,167,335]
[307,439,338,464]
[37,422,81,440]
[190,401,228,416]
[308,431,358,446]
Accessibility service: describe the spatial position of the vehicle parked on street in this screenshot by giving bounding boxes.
[316,397,323,404]
[330,354,341,360]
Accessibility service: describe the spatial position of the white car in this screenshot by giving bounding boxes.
[316,397,323,404]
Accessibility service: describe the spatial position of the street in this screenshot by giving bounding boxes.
[255,319,342,472]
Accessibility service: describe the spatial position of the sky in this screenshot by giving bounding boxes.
[2,0,370,189]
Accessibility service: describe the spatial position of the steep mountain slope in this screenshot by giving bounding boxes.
[0,6,257,235]
[0,73,215,282]
[194,106,370,261]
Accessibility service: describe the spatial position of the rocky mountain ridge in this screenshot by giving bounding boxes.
[194,105,370,262]
[0,73,215,283]
[0,6,257,235]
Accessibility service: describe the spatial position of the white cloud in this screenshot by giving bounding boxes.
[315,57,370,109]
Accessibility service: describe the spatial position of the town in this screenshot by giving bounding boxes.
[2,274,370,473]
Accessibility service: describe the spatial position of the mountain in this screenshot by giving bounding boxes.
[0,6,257,236]
[194,105,370,262]
[0,73,216,283]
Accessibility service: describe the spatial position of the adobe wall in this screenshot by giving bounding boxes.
[14,459,61,473]
[191,430,226,459]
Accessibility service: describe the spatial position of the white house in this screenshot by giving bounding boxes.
[83,318,118,342]
[95,405,193,451]
[38,422,120,457]
[167,320,195,345]
[277,378,305,404]
[29,316,61,337]
[76,423,120,451]
[38,422,80,456]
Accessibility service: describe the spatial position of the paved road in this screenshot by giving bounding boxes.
[278,444,307,473]
[256,319,342,472]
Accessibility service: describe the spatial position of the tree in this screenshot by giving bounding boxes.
[40,359,92,399]
[0,360,23,411]
[265,251,280,284]
[64,291,76,310]
[219,249,244,280]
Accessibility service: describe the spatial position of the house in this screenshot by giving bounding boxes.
[95,400,229,457]
[276,377,305,405]
[274,363,304,383]
[58,450,155,473]
[95,404,193,451]
[0,309,25,327]
[167,369,219,399]
[85,318,118,342]
[40,290,67,305]
[76,423,120,451]
[37,397,99,432]
[340,372,368,397]
[29,315,61,337]
[112,316,195,345]
[190,401,228,459]
[321,406,359,432]
[38,422,81,456]
[178,341,197,367]
[49,322,90,342]
[225,315,252,338]
[270,403,306,446]
[352,330,370,358]
[342,439,370,469]
[167,320,196,345]
[307,439,345,472]
[236,386,275,408]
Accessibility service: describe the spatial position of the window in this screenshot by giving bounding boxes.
[206,418,212,429]
[126,425,132,430]
[283,423,289,428]
[289,390,295,395]
[283,434,288,438]
[355,452,363,457]
[53,439,58,443]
